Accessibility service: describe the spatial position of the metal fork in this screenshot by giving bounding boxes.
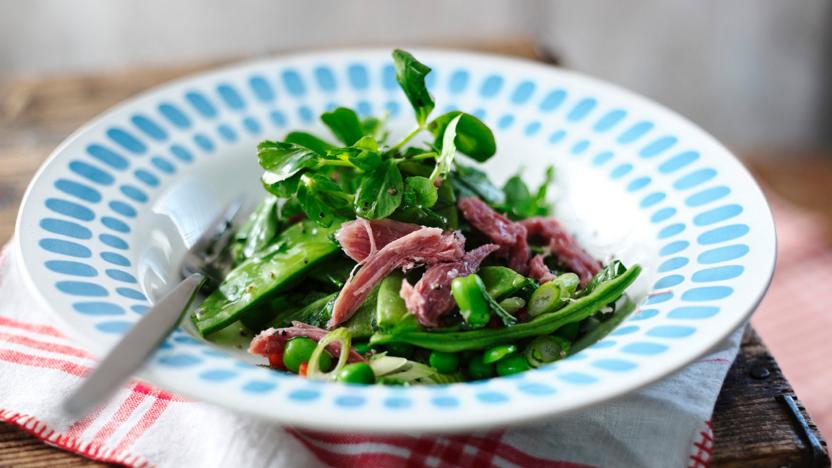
[62,197,246,417]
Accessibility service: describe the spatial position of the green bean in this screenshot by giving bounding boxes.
[194,221,340,335]
[450,274,490,328]
[527,281,562,317]
[498,297,525,314]
[525,335,570,368]
[527,272,580,317]
[369,264,641,352]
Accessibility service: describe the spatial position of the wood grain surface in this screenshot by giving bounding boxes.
[0,40,828,467]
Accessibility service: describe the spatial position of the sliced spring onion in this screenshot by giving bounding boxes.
[306,328,352,380]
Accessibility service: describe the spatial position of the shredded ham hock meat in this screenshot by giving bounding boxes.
[520,217,601,286]
[457,197,530,273]
[329,225,465,328]
[458,197,600,286]
[249,322,366,364]
[400,243,499,327]
[528,254,556,283]
[335,218,421,263]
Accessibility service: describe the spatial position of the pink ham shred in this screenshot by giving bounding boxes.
[457,197,530,273]
[329,227,465,328]
[399,243,499,327]
[335,219,421,263]
[521,217,601,286]
[528,254,556,283]
[248,322,365,363]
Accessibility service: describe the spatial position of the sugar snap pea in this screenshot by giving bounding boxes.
[369,264,640,352]
[193,221,340,335]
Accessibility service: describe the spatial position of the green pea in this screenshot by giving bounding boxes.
[482,344,517,364]
[335,362,376,384]
[385,342,415,358]
[528,281,562,317]
[429,351,460,374]
[283,337,332,374]
[496,353,530,376]
[451,274,490,328]
[466,355,495,380]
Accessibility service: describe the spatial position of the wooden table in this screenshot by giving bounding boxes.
[0,42,829,467]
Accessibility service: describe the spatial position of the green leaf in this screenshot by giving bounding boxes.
[429,112,496,162]
[499,165,554,219]
[403,176,438,208]
[261,171,299,198]
[390,206,448,228]
[502,175,533,218]
[258,141,320,185]
[392,49,435,126]
[429,114,461,184]
[297,174,354,227]
[354,160,404,219]
[284,131,336,155]
[336,136,381,171]
[321,107,364,145]
[450,163,505,206]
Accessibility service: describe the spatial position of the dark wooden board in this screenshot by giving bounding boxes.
[0,40,828,467]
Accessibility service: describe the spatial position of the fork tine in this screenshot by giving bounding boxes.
[180,196,246,279]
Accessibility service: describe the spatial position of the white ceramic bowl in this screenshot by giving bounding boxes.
[15,49,775,433]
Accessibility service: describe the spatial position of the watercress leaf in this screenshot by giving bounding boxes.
[429,114,461,184]
[297,174,354,227]
[392,49,435,126]
[262,172,301,198]
[347,150,382,171]
[353,135,378,151]
[502,174,533,218]
[321,107,364,145]
[403,176,438,208]
[341,136,381,171]
[429,112,496,162]
[258,141,320,184]
[391,206,448,228]
[355,160,403,219]
[284,131,336,155]
[500,165,554,219]
[450,163,505,206]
